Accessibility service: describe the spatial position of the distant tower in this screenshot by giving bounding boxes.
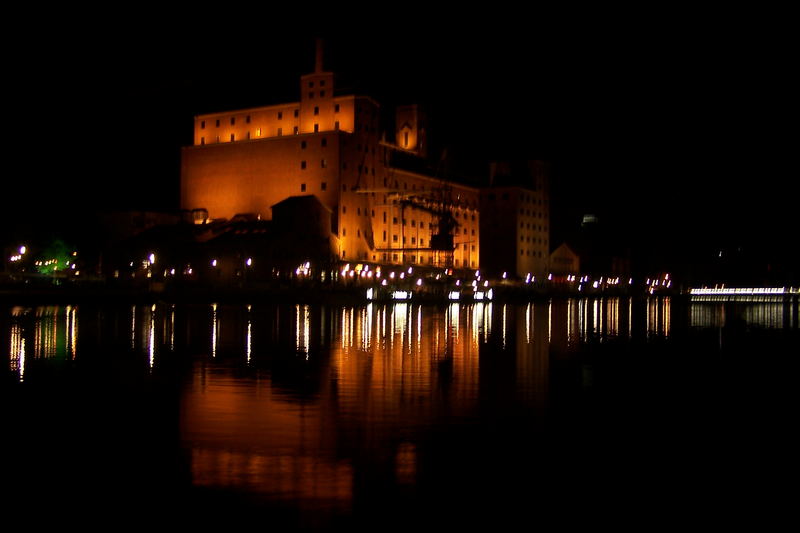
[299,38,335,134]
[395,104,427,158]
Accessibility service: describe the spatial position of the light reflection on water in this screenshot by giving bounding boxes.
[4,296,798,526]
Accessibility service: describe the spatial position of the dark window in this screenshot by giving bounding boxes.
[334,121,339,130]
[246,115,250,123]
[301,161,306,169]
[314,106,319,116]
[321,138,327,147]
[300,183,306,192]
[320,90,325,97]
[383,212,387,223]
[294,109,299,118]
[393,235,398,242]
[278,111,283,120]
[309,81,314,88]
[309,92,314,99]
[320,80,325,87]
[342,205,346,214]
[215,119,220,127]
[230,134,235,141]
[382,230,387,241]
[200,120,205,129]
[200,137,204,145]
[231,117,235,125]
[321,182,327,191]
[334,104,340,112]
[294,126,299,134]
[314,124,319,132]
[342,228,346,236]
[301,140,307,149]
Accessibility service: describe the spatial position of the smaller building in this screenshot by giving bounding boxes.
[550,243,580,277]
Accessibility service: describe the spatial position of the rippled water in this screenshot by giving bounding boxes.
[4,297,798,529]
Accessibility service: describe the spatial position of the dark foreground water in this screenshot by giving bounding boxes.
[3,297,798,530]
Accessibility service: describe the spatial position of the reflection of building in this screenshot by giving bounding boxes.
[181,42,479,269]
[479,161,550,278]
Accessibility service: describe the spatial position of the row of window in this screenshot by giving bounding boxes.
[199,104,343,129]
[299,182,327,192]
[485,192,548,206]
[341,251,474,267]
[199,123,340,144]
[299,160,327,170]
[520,209,548,218]
[521,250,546,258]
[520,222,547,231]
[521,236,548,244]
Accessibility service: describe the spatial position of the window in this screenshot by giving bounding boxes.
[404,131,409,147]
[200,137,204,145]
[357,208,361,216]
[301,161,307,169]
[320,90,325,97]
[321,182,327,191]
[256,128,261,137]
[342,206,346,213]
[411,220,416,227]
[314,124,319,132]
[383,230,386,241]
[383,212,387,223]
[231,117,235,125]
[294,109,299,118]
[393,217,398,224]
[321,138,327,147]
[200,120,205,129]
[278,111,283,120]
[321,159,327,168]
[309,81,314,88]
[215,136,220,143]
[335,104,340,113]
[411,237,416,244]
[393,235,398,242]
[314,106,319,116]
[301,140,307,149]
[246,132,250,139]
[371,209,375,217]
[277,128,282,136]
[334,121,340,130]
[420,239,425,246]
[357,229,361,237]
[293,126,299,134]
[300,183,306,192]
[246,115,250,123]
[230,134,235,141]
[342,228,346,236]
[215,119,220,127]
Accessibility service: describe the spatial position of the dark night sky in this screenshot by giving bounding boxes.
[5,13,797,276]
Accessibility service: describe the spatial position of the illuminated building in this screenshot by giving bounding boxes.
[479,161,550,278]
[181,41,479,269]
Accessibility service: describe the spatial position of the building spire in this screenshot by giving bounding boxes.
[315,38,324,73]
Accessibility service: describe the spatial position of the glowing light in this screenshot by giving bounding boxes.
[548,273,552,281]
[448,291,460,300]
[382,279,387,286]
[487,288,493,300]
[408,267,413,274]
[392,290,412,300]
[211,259,217,267]
[474,291,484,300]
[400,273,405,279]
[149,253,155,264]
[366,288,374,300]
[416,278,422,286]
[593,281,599,289]
[246,257,252,266]
[690,287,789,295]
[502,272,507,279]
[475,270,480,277]
[19,246,26,255]
[629,278,633,284]
[456,280,461,286]
[483,280,488,287]
[390,272,396,279]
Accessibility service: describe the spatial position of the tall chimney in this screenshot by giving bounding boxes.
[315,38,324,73]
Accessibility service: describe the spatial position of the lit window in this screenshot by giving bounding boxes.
[256,128,261,137]
[301,183,306,192]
